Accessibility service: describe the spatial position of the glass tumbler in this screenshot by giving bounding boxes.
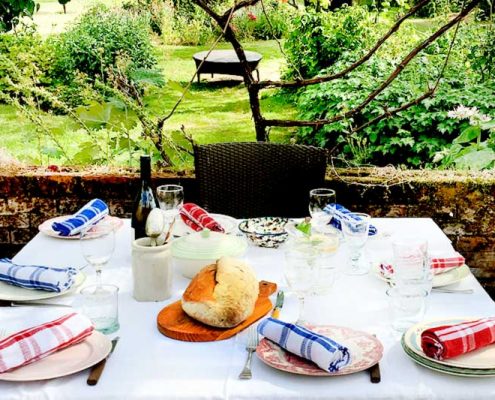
[387,286,428,333]
[81,284,120,334]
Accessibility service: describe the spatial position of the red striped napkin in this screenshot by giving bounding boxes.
[179,203,225,233]
[379,252,465,279]
[0,313,93,373]
[421,317,495,360]
[430,252,465,272]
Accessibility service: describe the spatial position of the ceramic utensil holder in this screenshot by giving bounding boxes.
[132,238,172,302]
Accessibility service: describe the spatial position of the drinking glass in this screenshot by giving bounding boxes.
[392,238,431,293]
[387,286,427,333]
[309,188,336,234]
[81,284,120,334]
[80,221,116,287]
[157,184,184,226]
[311,234,340,295]
[284,242,317,325]
[342,212,370,275]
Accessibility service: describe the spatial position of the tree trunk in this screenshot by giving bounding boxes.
[63,4,66,14]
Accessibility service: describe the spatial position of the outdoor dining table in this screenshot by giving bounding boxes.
[1,218,495,399]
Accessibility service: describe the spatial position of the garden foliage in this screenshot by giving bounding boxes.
[284,5,495,168]
[0,0,38,32]
[49,5,157,85]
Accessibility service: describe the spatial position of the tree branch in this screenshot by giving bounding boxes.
[221,0,261,20]
[351,1,466,134]
[261,0,481,128]
[254,0,433,89]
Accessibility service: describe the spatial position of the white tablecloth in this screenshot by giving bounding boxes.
[1,218,495,399]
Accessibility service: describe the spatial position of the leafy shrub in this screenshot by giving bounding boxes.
[122,0,172,35]
[0,0,38,32]
[49,5,157,84]
[285,6,495,168]
[0,27,53,97]
[283,7,380,79]
[232,2,296,41]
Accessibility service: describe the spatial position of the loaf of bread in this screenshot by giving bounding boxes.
[181,257,259,328]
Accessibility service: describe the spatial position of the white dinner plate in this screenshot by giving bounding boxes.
[0,272,85,301]
[404,318,495,370]
[256,325,383,376]
[0,331,111,381]
[372,263,471,288]
[173,213,238,236]
[38,215,123,239]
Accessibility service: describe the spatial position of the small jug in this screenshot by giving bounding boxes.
[132,237,172,302]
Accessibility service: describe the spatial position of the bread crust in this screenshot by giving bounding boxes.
[181,257,259,328]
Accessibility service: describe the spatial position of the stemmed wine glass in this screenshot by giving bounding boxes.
[341,212,370,275]
[284,242,317,325]
[309,188,336,234]
[156,184,184,227]
[80,221,116,287]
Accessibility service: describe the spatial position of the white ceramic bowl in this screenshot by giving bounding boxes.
[171,230,247,278]
[172,258,217,279]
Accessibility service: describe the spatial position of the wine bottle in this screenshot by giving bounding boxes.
[131,155,159,240]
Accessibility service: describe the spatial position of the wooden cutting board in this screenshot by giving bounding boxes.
[157,281,277,342]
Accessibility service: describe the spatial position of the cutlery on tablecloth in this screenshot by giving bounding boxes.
[271,290,284,319]
[239,326,258,380]
[432,288,474,294]
[87,337,120,386]
[0,300,73,308]
[0,328,6,340]
[366,335,381,383]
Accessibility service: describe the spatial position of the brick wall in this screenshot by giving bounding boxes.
[1,168,494,295]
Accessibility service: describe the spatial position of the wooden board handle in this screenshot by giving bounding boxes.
[259,280,277,298]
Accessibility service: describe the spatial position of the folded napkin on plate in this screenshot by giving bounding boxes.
[421,317,495,360]
[379,252,465,278]
[323,203,377,236]
[0,258,77,292]
[258,318,351,373]
[0,312,93,373]
[179,203,225,233]
[430,252,465,272]
[51,198,108,236]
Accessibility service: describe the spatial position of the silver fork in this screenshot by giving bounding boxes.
[238,326,259,380]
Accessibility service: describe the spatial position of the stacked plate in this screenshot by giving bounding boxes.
[402,318,495,377]
[373,263,471,288]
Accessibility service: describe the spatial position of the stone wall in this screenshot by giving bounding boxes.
[1,168,494,295]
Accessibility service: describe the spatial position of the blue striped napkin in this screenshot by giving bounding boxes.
[0,259,78,292]
[324,203,377,236]
[51,198,108,237]
[258,318,351,373]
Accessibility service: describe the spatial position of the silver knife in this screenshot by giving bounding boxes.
[271,291,285,319]
[87,337,120,386]
[9,301,73,308]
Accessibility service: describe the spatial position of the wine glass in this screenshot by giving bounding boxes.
[80,221,116,287]
[341,212,370,275]
[284,242,317,325]
[309,188,336,234]
[156,184,184,226]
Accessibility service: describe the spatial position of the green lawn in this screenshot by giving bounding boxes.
[0,40,296,166]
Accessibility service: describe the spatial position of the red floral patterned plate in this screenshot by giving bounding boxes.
[256,325,383,376]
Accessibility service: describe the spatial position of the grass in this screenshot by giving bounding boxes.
[0,40,296,166]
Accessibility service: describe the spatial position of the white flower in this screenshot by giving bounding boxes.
[469,113,492,126]
[447,105,479,120]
